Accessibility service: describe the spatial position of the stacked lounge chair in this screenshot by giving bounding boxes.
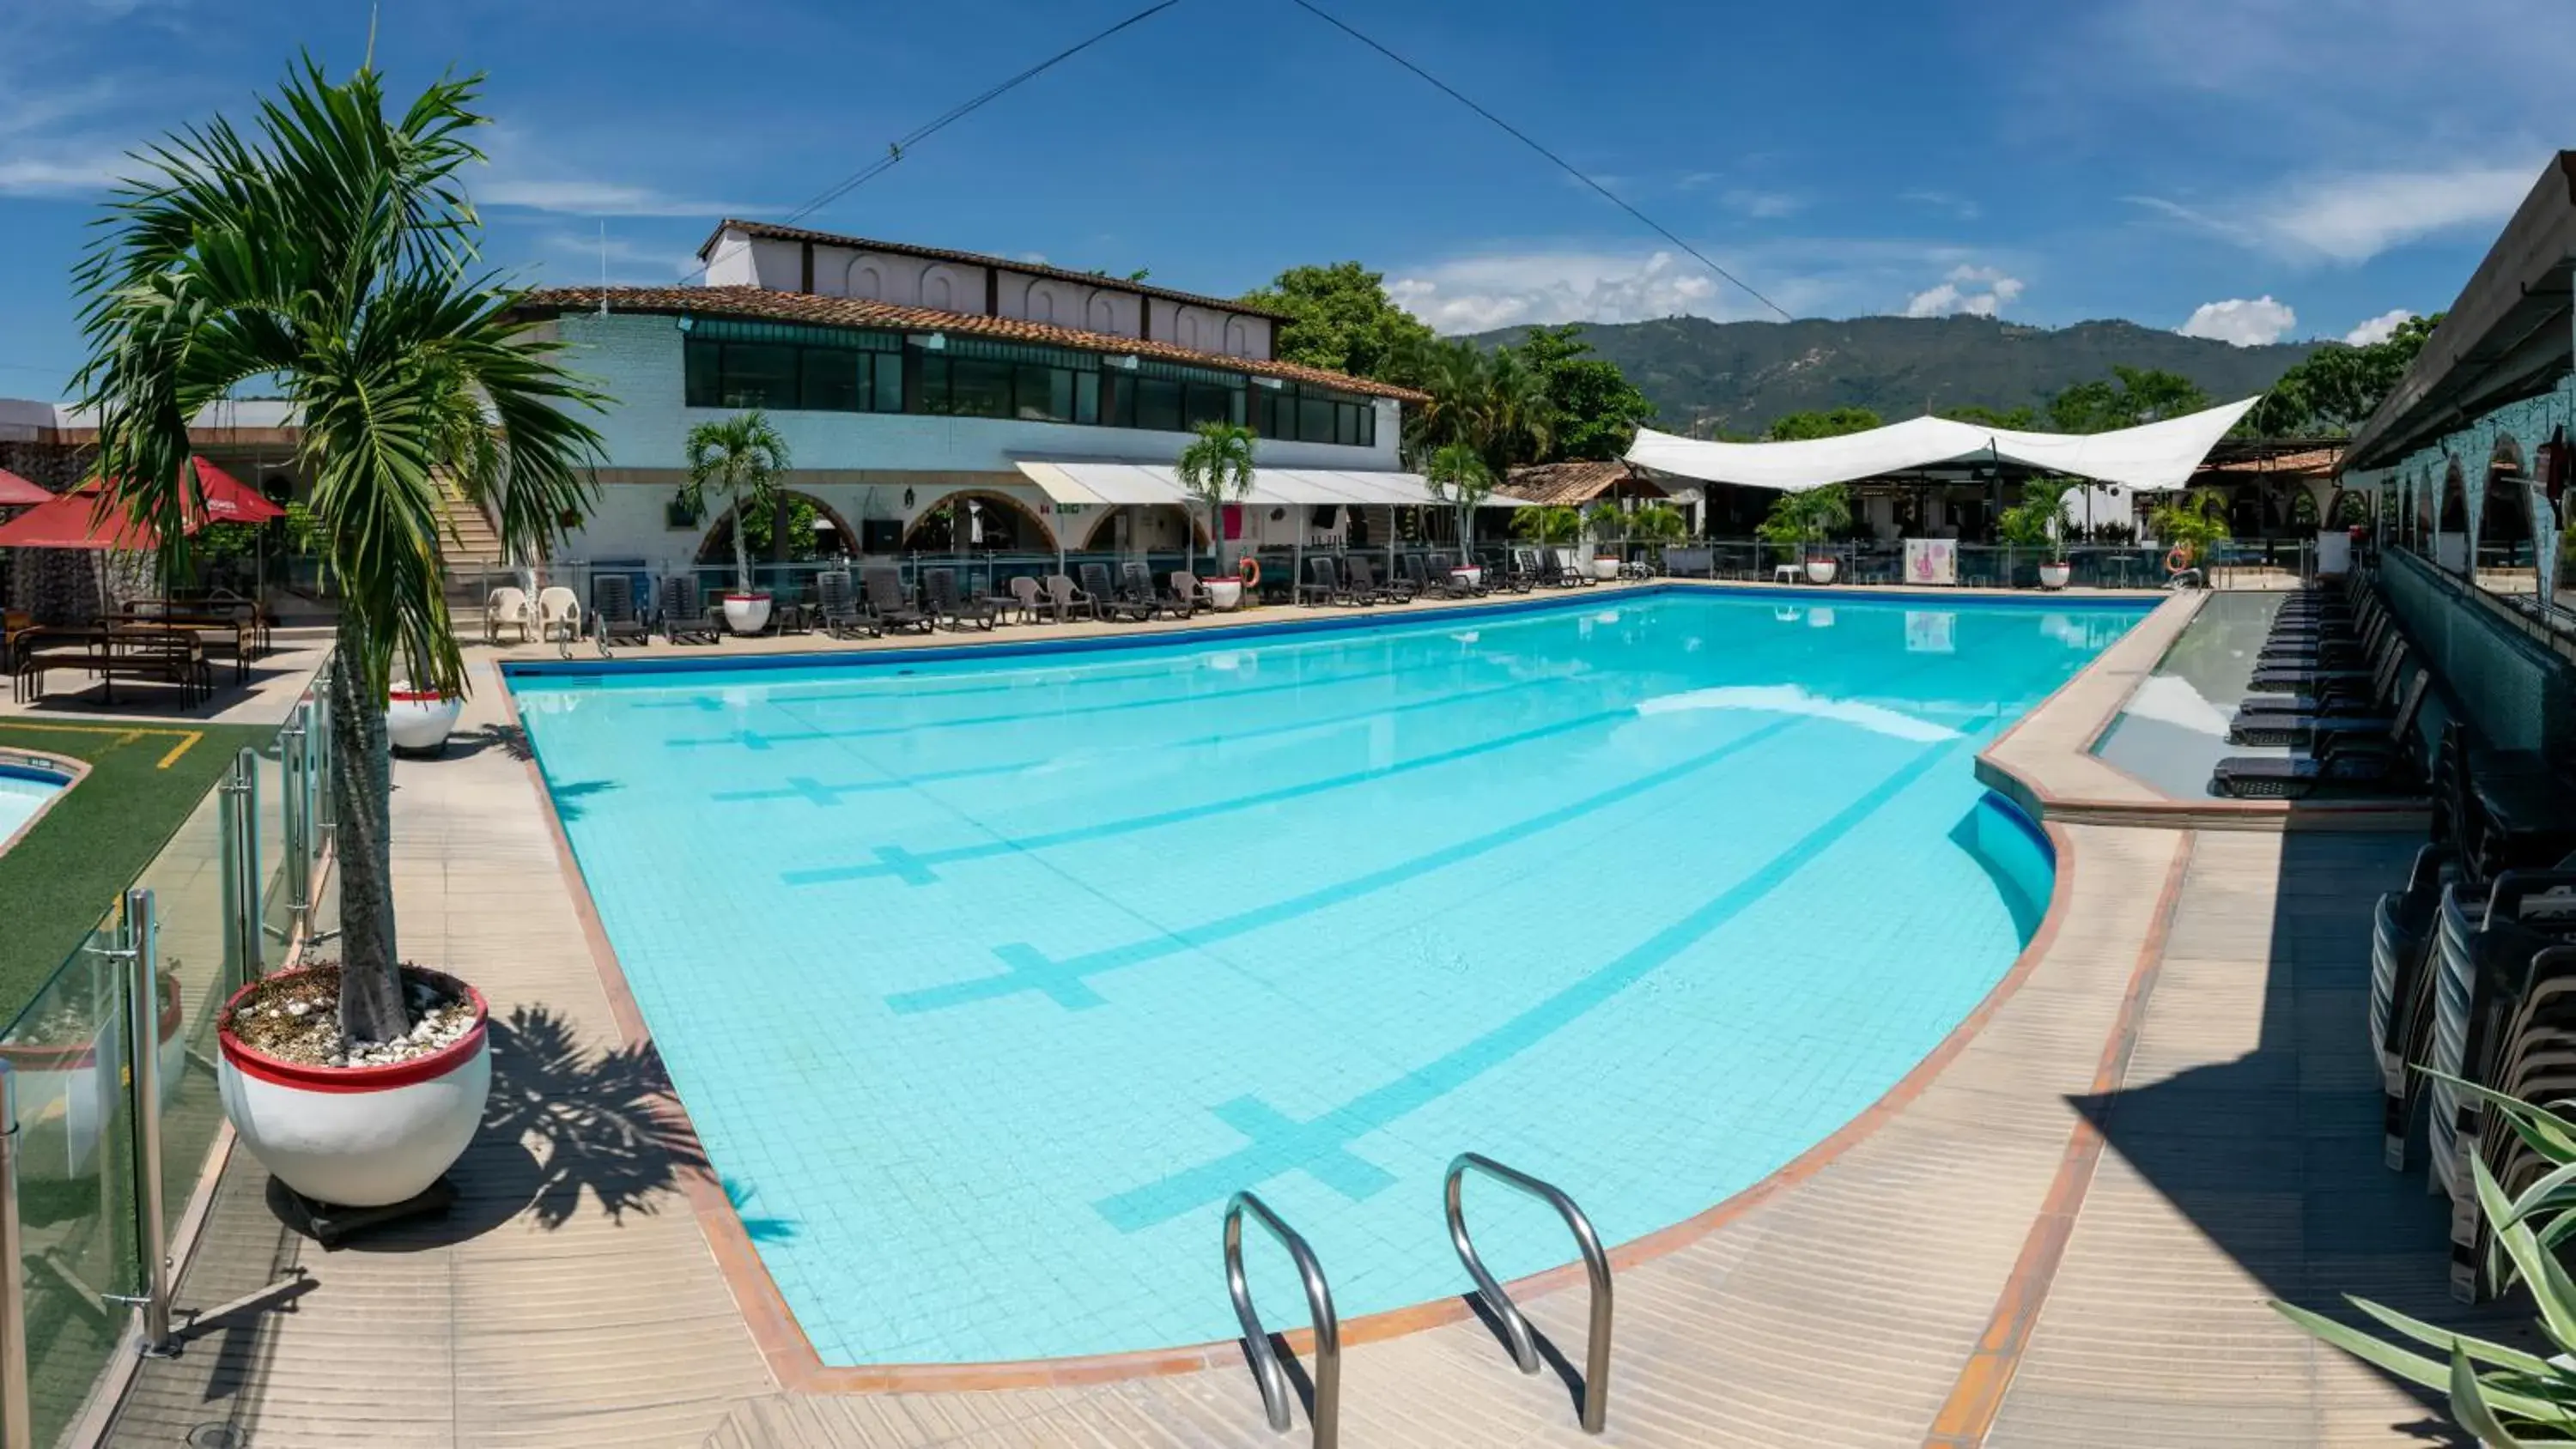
[923,567,999,631]
[660,576,723,645]
[591,574,652,652]
[1298,557,1354,607]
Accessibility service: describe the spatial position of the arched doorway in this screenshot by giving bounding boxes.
[696,489,860,570]
[900,490,1055,553]
[2437,458,2470,573]
[2482,435,2536,583]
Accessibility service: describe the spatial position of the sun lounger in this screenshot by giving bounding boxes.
[1345,555,1407,603]
[813,569,881,639]
[590,574,652,652]
[2209,670,2431,798]
[483,585,532,644]
[659,576,723,645]
[2231,643,2412,745]
[924,567,999,631]
[1169,571,1213,616]
[862,566,935,634]
[1118,562,1188,620]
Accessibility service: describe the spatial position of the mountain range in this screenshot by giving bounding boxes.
[1462,314,2317,433]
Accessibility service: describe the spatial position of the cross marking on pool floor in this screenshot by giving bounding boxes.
[1090,718,1989,1233]
[1208,1096,1397,1202]
[871,846,940,886]
[978,943,1109,1008]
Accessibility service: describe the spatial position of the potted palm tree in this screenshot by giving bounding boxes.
[1758,487,1850,584]
[1625,500,1688,573]
[1996,481,2073,589]
[1177,421,1256,609]
[79,60,603,1210]
[683,411,789,634]
[1423,441,1496,586]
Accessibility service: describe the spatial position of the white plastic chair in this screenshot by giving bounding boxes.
[483,585,532,644]
[536,585,581,643]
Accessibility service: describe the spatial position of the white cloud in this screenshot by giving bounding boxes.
[1721,189,1802,219]
[477,177,739,218]
[1904,265,2025,318]
[1389,251,1727,332]
[2342,307,2415,345]
[2177,296,2298,346]
[2130,161,2538,264]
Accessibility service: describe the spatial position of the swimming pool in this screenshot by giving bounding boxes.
[0,759,72,851]
[509,586,2144,1365]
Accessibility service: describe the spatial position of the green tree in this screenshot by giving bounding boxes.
[1423,440,1497,553]
[1943,403,2039,431]
[1996,478,2074,556]
[1510,324,1658,461]
[683,411,790,597]
[1765,407,1883,441]
[1241,261,1435,383]
[2148,489,2232,570]
[1755,486,1852,550]
[1410,339,1554,480]
[2245,313,2442,435]
[1175,421,1256,575]
[1513,504,1584,550]
[75,59,604,1042]
[2047,366,2212,433]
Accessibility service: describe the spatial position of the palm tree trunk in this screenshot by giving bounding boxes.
[731,489,752,596]
[330,613,410,1044]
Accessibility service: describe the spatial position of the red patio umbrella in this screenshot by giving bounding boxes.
[0,455,283,549]
[0,469,51,508]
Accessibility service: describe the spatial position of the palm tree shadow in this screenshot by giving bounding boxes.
[540,778,617,823]
[310,1004,789,1249]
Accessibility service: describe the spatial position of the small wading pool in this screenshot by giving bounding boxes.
[2091,591,2291,797]
[508,587,2146,1365]
[0,757,74,852]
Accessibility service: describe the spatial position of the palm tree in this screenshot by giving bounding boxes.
[1407,340,1553,481]
[1422,442,1495,554]
[1625,500,1687,570]
[1175,421,1255,575]
[74,59,603,1043]
[683,411,790,598]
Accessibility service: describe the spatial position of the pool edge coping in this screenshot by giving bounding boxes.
[495,590,2123,1393]
[0,749,91,860]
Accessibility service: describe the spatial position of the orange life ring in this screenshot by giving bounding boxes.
[1236,557,1261,589]
[2164,544,2191,575]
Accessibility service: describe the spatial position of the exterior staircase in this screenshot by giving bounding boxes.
[434,475,507,598]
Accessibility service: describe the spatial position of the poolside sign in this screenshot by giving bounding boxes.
[1905,538,1958,586]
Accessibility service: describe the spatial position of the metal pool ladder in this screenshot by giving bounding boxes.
[1446,1152,1614,1434]
[1224,1191,1340,1449]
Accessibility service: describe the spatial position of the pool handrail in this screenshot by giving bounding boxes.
[1443,1152,1614,1434]
[1223,1190,1340,1449]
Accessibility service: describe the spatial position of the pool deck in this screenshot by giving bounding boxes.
[98,583,2516,1447]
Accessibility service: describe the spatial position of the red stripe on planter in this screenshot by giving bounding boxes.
[217,967,489,1093]
[386,690,450,702]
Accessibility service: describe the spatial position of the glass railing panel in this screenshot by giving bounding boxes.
[2,934,141,1447]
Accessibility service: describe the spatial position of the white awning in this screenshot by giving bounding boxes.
[1624,397,2261,494]
[1013,461,1534,509]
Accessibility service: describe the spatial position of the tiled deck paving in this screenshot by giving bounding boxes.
[96,591,2524,1447]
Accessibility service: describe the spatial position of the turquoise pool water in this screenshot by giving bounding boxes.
[509,587,2143,1365]
[0,763,69,846]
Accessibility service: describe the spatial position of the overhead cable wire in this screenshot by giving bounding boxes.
[1282,0,1794,322]
[688,0,1187,283]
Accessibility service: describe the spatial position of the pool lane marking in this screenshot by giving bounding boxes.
[785,702,1635,888]
[708,671,1563,806]
[883,713,1810,1014]
[1919,828,2195,1449]
[661,640,1574,752]
[0,721,204,769]
[1091,715,1996,1231]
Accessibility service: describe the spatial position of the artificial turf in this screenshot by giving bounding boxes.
[0,718,272,1016]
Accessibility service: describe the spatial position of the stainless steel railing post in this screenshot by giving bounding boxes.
[124,889,175,1358]
[234,747,262,976]
[278,706,310,931]
[217,751,254,991]
[1444,1153,1613,1434]
[0,1062,31,1446]
[1222,1191,1339,1449]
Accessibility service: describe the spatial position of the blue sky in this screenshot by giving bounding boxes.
[1,0,2565,395]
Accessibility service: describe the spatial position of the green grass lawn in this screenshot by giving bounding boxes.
[0,719,273,1016]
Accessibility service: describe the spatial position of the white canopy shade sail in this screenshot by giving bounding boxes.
[1623,396,2261,494]
[1013,460,1534,509]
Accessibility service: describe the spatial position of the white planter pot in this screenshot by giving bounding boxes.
[1202,578,1244,611]
[3,974,183,1181]
[1804,558,1840,585]
[218,967,491,1208]
[1589,557,1622,581]
[721,593,773,634]
[1453,565,1485,589]
[2038,562,2073,590]
[385,692,463,755]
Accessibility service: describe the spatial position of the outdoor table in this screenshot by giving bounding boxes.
[12,625,210,706]
[111,608,257,682]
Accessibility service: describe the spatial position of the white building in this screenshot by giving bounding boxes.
[519,220,1425,578]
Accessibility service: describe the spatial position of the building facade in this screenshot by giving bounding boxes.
[522,221,1422,579]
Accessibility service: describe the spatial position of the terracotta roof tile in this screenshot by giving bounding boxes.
[1504,460,1662,507]
[517,286,1427,404]
[696,220,1296,322]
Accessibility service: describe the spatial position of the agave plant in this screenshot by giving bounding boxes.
[2275,1076,2576,1443]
